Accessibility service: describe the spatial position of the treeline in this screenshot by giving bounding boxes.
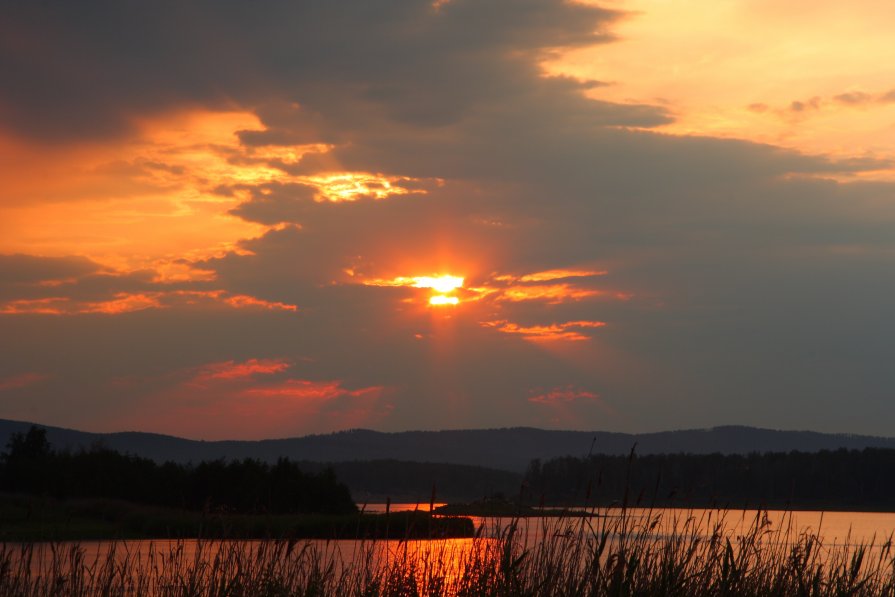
[297,459,523,503]
[1,426,356,515]
[524,449,895,510]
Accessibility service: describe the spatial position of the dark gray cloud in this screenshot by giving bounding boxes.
[0,254,104,285]
[753,88,895,116]
[0,0,654,142]
[833,91,874,105]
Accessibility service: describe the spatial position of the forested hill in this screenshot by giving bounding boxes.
[525,449,895,511]
[3,419,895,471]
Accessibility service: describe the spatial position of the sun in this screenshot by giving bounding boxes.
[361,273,465,306]
[414,275,464,307]
[412,275,464,294]
[414,275,463,306]
[429,295,460,306]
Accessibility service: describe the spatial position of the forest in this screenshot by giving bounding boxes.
[10,423,895,514]
[0,426,356,515]
[524,448,895,510]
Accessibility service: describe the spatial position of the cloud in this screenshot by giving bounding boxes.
[0,254,105,286]
[529,385,600,404]
[0,372,47,392]
[0,254,298,314]
[243,379,384,401]
[750,88,895,118]
[0,0,655,142]
[789,97,822,112]
[482,320,606,342]
[833,91,874,106]
[189,358,291,385]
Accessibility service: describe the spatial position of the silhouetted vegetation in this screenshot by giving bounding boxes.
[5,509,895,596]
[1,426,356,515]
[0,492,474,541]
[525,448,895,510]
[298,459,523,503]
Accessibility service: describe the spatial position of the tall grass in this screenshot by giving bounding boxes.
[2,507,895,596]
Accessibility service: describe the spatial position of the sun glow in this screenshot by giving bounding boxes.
[429,295,460,306]
[361,273,465,306]
[416,275,463,307]
[412,275,464,293]
[306,172,423,202]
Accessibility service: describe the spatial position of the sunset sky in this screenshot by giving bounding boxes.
[2,0,894,439]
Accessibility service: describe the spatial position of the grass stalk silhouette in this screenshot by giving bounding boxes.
[3,506,895,596]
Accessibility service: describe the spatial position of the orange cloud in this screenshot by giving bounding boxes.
[545,0,895,179]
[84,293,163,314]
[217,293,298,312]
[495,268,606,283]
[362,274,464,291]
[0,372,47,391]
[499,284,603,304]
[476,268,615,305]
[0,298,72,315]
[361,273,467,306]
[529,385,600,404]
[305,172,432,203]
[0,290,297,315]
[0,108,436,282]
[118,367,390,440]
[190,358,291,385]
[0,111,270,273]
[482,319,606,342]
[243,379,385,401]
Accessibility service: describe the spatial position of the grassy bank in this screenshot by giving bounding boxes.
[0,493,474,541]
[3,507,895,595]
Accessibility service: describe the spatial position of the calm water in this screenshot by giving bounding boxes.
[361,504,895,546]
[10,506,895,573]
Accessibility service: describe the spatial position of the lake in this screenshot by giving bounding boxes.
[12,505,895,562]
[362,504,895,546]
[7,505,895,595]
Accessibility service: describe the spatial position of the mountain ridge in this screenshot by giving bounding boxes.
[2,419,895,472]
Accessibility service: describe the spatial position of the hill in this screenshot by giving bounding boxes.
[3,419,895,472]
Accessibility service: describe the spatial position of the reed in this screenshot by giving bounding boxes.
[2,506,895,596]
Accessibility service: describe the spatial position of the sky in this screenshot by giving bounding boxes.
[1,0,894,440]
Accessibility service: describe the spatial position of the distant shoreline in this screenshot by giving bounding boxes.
[0,493,475,542]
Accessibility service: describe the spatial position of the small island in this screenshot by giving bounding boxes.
[433,496,597,518]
